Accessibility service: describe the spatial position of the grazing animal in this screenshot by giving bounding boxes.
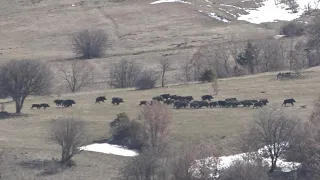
[40,103,50,109]
[228,101,241,108]
[209,101,218,108]
[62,99,76,107]
[282,98,296,106]
[54,99,64,106]
[201,95,214,101]
[164,99,175,105]
[152,96,164,102]
[253,101,264,108]
[139,101,149,106]
[169,95,178,100]
[225,98,237,102]
[112,97,124,105]
[218,101,227,107]
[259,99,269,105]
[190,101,200,109]
[240,100,254,107]
[184,96,194,101]
[31,104,41,109]
[95,96,107,104]
[198,101,209,108]
[160,94,171,100]
[174,100,188,109]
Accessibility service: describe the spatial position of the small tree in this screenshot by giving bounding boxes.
[199,69,216,83]
[72,29,108,59]
[49,117,87,164]
[0,103,4,112]
[140,102,171,152]
[158,59,173,87]
[58,60,94,93]
[251,108,299,172]
[236,41,260,74]
[108,60,142,88]
[109,113,148,150]
[135,70,159,90]
[0,60,53,113]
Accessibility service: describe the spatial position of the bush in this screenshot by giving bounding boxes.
[109,113,148,150]
[199,69,216,82]
[72,29,108,59]
[135,70,159,90]
[108,60,142,88]
[280,22,305,37]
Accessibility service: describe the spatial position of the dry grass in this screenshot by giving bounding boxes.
[1,67,320,179]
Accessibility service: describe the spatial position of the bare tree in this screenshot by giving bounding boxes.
[108,59,142,88]
[0,60,53,113]
[171,144,197,180]
[49,117,87,164]
[307,18,320,66]
[213,44,231,78]
[58,61,94,93]
[139,102,171,152]
[158,59,173,87]
[259,40,285,72]
[135,69,159,90]
[72,29,108,59]
[251,108,299,172]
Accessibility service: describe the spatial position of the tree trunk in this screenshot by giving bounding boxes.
[161,70,165,87]
[15,99,21,114]
[269,158,277,173]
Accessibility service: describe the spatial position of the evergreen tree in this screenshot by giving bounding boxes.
[236,41,256,74]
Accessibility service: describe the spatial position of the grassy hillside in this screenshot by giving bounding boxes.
[1,67,320,179]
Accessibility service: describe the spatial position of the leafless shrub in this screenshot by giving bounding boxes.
[108,59,142,88]
[49,117,87,164]
[212,81,219,95]
[218,160,269,180]
[135,69,159,90]
[259,40,285,72]
[283,0,299,12]
[307,18,320,66]
[171,144,197,180]
[121,148,166,180]
[58,60,94,93]
[139,102,171,152]
[280,22,305,37]
[72,29,108,59]
[158,59,173,87]
[250,108,300,172]
[0,60,53,113]
[286,97,320,179]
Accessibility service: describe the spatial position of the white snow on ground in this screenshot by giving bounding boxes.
[192,145,301,178]
[80,143,139,157]
[238,0,317,24]
[150,0,191,5]
[208,13,230,23]
[220,4,243,10]
[218,8,237,17]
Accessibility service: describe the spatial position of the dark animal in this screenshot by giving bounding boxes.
[198,101,209,108]
[225,98,237,102]
[152,96,164,102]
[259,99,269,105]
[174,100,188,109]
[253,101,264,108]
[160,94,171,100]
[30,104,41,109]
[62,99,76,107]
[190,101,200,109]
[139,101,150,106]
[184,96,194,101]
[95,96,107,104]
[170,95,179,100]
[54,99,64,106]
[164,99,175,105]
[201,95,214,101]
[218,101,227,107]
[209,101,218,108]
[240,100,254,107]
[282,98,296,106]
[40,103,50,109]
[228,101,241,108]
[112,97,124,105]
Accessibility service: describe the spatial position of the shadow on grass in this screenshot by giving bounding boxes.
[18,158,74,176]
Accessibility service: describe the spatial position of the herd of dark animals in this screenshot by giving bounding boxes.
[139,94,297,109]
[29,93,296,110]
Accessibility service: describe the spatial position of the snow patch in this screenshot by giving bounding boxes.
[80,143,139,157]
[150,0,191,5]
[218,8,237,17]
[209,13,230,23]
[238,0,317,24]
[220,4,243,10]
